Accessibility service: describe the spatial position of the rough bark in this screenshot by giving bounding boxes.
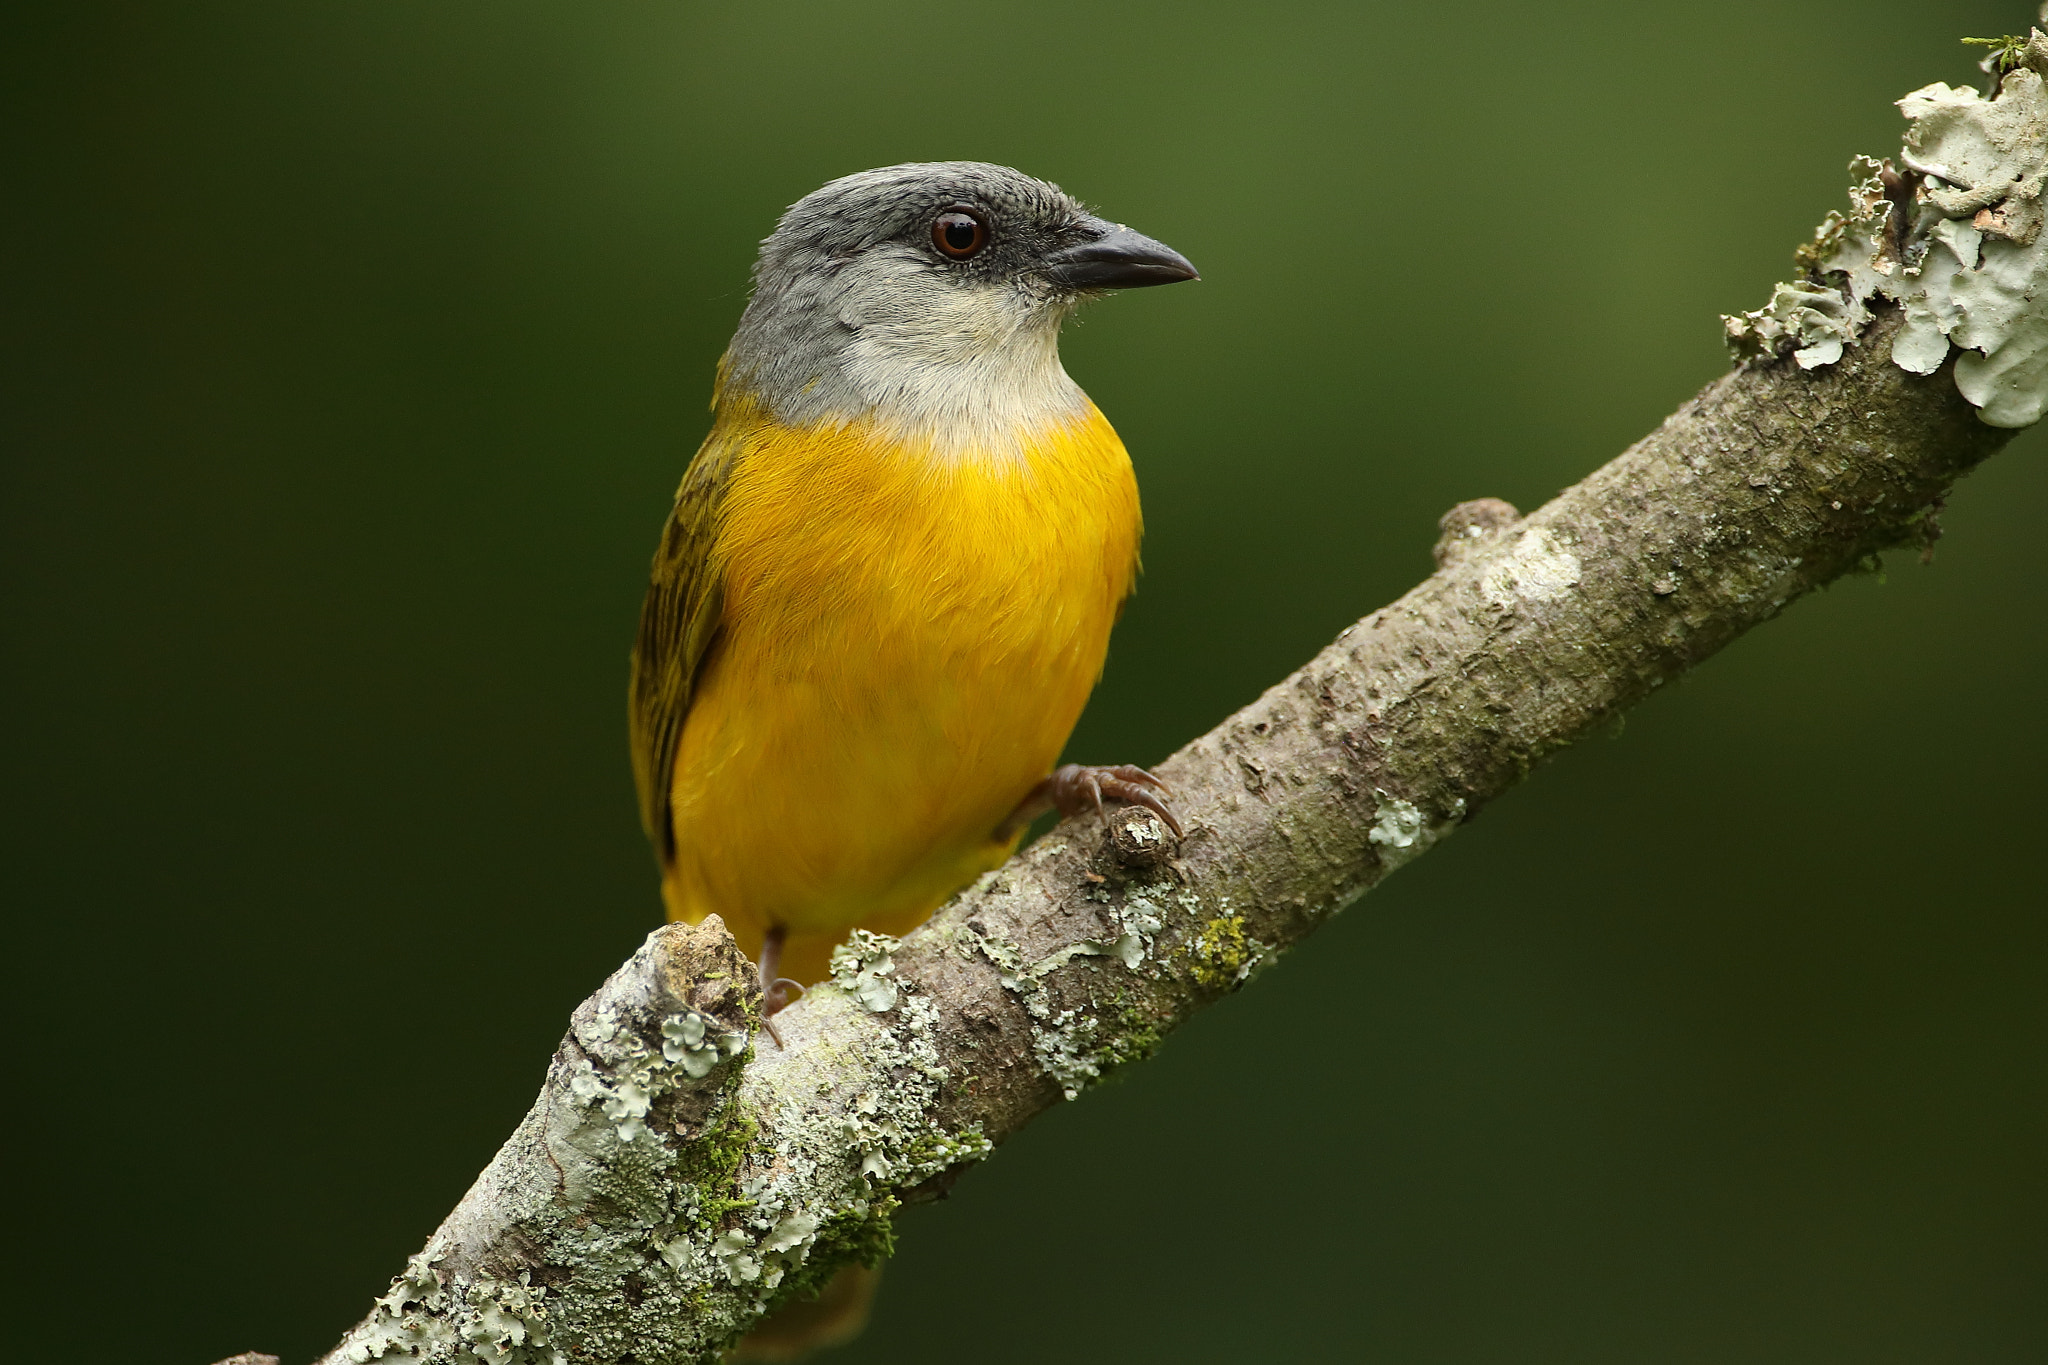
[277,302,2015,1365]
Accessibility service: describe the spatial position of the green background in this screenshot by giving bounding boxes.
[7,3,2044,1362]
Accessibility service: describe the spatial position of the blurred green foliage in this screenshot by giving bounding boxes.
[5,3,2042,1362]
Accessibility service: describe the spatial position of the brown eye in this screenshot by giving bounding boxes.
[932,209,988,259]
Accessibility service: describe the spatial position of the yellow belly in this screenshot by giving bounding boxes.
[662,403,1140,985]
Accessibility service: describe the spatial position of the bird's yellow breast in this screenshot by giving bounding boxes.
[662,400,1140,983]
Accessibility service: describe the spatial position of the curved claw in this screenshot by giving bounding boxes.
[1096,778,1185,838]
[757,927,808,1050]
[1100,763,1174,799]
[1080,771,1104,818]
[758,976,806,1049]
[1046,763,1185,838]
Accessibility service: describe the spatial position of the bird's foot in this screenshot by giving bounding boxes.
[997,763,1182,841]
[758,926,806,1050]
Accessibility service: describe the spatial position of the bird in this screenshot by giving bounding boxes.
[629,161,1197,1035]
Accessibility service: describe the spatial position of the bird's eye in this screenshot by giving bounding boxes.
[932,209,988,260]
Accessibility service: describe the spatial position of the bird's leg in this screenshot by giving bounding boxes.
[757,924,806,1050]
[994,763,1183,842]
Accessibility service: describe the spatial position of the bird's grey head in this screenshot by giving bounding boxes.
[720,161,1197,454]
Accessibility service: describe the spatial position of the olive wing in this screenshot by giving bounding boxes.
[628,439,735,867]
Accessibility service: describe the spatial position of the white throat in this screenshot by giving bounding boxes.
[729,249,1091,463]
[835,301,1086,459]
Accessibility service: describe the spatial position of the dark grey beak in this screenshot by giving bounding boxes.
[1044,224,1199,290]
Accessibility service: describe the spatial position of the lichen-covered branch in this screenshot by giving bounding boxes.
[290,39,2041,1365]
[1727,27,2048,424]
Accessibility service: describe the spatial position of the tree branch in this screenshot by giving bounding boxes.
[289,37,2043,1365]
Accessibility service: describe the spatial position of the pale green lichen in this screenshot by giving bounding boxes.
[1031,1004,1111,1100]
[690,976,992,1338]
[462,1278,557,1365]
[971,894,1176,1099]
[1890,63,2048,424]
[1368,789,1465,873]
[322,917,1001,1364]
[661,1010,747,1079]
[1728,278,1867,370]
[341,1255,566,1365]
[566,1005,746,1143]
[751,1198,899,1322]
[1725,31,2048,428]
[828,928,901,1013]
[704,1208,820,1288]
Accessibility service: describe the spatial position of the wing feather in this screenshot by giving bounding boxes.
[629,436,736,867]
